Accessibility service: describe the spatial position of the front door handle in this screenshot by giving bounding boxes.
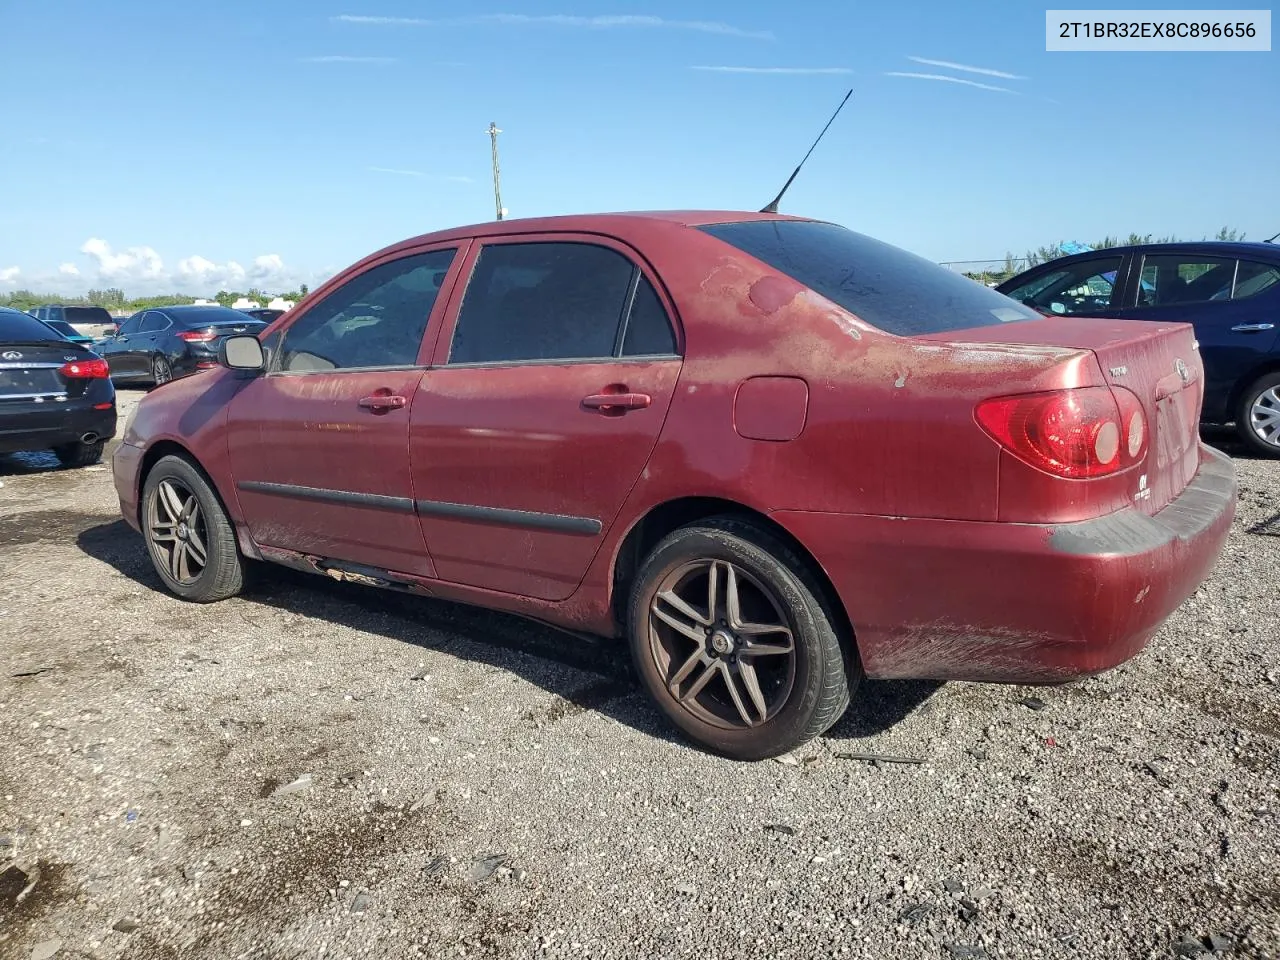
[1231,323,1275,333]
[358,394,407,412]
[582,391,651,414]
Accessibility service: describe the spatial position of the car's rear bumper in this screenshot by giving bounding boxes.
[0,402,117,455]
[773,443,1237,683]
[113,440,144,532]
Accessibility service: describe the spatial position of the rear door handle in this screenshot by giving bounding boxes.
[582,392,651,413]
[358,394,407,412]
[1231,323,1274,332]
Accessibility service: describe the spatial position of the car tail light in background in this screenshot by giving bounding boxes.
[59,357,110,379]
[177,329,217,342]
[975,386,1145,479]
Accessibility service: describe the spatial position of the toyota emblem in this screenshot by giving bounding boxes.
[1,351,22,360]
[1175,358,1190,384]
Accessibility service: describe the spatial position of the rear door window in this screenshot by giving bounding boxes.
[448,241,651,364]
[140,311,170,332]
[699,219,1040,335]
[64,306,113,325]
[1232,260,1280,300]
[1136,255,1236,307]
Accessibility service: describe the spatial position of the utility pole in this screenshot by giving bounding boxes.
[487,122,504,221]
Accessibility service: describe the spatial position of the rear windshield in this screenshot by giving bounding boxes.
[64,306,113,324]
[170,308,268,329]
[699,220,1039,336]
[44,320,80,338]
[0,308,61,342]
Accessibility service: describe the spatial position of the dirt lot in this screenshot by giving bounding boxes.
[2,388,1278,960]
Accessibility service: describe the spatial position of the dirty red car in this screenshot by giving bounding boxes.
[113,212,1237,760]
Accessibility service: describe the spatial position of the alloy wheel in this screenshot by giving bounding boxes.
[1249,386,1280,449]
[147,478,208,585]
[153,357,173,384]
[647,558,796,730]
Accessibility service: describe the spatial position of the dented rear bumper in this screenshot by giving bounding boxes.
[773,444,1237,683]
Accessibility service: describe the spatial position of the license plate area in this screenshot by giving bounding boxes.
[0,367,64,400]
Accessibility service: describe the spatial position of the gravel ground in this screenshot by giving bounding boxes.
[1,388,1277,960]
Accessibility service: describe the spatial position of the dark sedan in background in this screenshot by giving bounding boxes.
[997,241,1280,457]
[98,306,266,385]
[0,306,117,466]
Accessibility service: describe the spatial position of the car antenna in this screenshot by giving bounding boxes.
[760,88,853,214]
[1265,230,1280,243]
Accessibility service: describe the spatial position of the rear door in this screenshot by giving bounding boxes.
[226,244,464,575]
[1112,252,1280,421]
[100,313,144,379]
[411,236,683,601]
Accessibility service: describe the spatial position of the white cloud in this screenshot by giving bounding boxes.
[59,263,80,276]
[0,266,20,286]
[299,55,397,63]
[81,238,166,281]
[335,13,773,39]
[907,56,1026,80]
[885,72,1017,94]
[250,254,285,281]
[692,65,852,75]
[369,166,424,177]
[178,255,247,289]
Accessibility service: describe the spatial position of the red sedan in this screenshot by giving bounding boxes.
[112,212,1236,760]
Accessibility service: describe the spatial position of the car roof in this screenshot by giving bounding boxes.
[1036,240,1279,264]
[368,210,813,259]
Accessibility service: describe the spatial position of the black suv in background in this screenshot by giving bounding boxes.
[98,306,266,385]
[0,306,117,465]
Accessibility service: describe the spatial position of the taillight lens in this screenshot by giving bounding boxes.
[177,329,216,342]
[976,386,1142,479]
[59,357,110,379]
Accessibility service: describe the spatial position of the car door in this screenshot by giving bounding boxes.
[135,310,173,373]
[999,254,1131,318]
[101,313,143,379]
[411,236,683,601]
[1112,252,1280,422]
[226,244,465,575]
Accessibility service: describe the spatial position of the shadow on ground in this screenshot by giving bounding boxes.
[74,518,938,755]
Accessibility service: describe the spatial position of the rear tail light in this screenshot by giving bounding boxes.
[177,330,217,342]
[975,386,1145,479]
[59,358,110,379]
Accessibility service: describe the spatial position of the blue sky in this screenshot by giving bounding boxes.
[1,0,1276,296]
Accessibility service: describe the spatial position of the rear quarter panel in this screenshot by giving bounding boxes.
[621,230,1099,524]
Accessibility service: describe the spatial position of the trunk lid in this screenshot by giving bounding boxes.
[0,341,87,401]
[921,316,1203,514]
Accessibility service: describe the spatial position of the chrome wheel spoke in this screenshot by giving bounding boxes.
[653,591,709,643]
[668,648,709,691]
[705,561,722,622]
[151,521,177,542]
[185,529,207,566]
[678,659,720,703]
[157,481,184,524]
[742,640,794,657]
[734,660,769,726]
[721,662,757,727]
[169,540,186,580]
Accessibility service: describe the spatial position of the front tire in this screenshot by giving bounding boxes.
[141,455,244,602]
[52,439,105,468]
[627,517,857,761]
[1236,372,1280,458]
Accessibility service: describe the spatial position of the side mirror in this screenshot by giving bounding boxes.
[219,335,266,372]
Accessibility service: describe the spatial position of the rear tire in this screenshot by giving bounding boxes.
[627,517,857,761]
[1236,372,1280,458]
[141,454,244,602]
[152,355,173,385]
[52,439,105,468]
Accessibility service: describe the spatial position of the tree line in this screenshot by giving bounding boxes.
[0,285,310,314]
